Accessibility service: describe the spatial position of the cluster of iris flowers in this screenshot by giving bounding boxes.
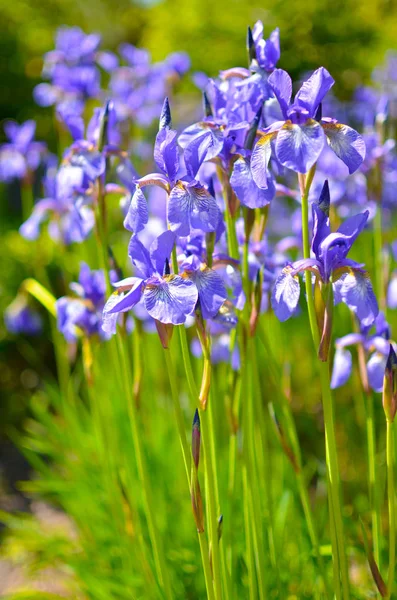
[4,22,397,599]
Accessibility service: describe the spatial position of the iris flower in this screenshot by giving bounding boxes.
[251,67,366,184]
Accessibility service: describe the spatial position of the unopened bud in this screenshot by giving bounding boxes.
[155,320,174,349]
[249,267,263,336]
[383,344,397,422]
[191,471,204,533]
[192,409,201,470]
[159,97,172,130]
[203,91,213,118]
[247,26,256,65]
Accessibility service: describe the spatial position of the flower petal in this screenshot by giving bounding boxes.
[128,235,155,278]
[271,267,301,322]
[251,133,275,189]
[330,347,352,388]
[150,230,176,275]
[322,121,366,174]
[143,275,198,324]
[231,156,274,208]
[268,69,292,118]
[168,182,220,236]
[295,67,334,117]
[154,127,179,182]
[276,120,325,174]
[123,187,149,234]
[367,352,387,393]
[188,267,227,319]
[336,270,379,326]
[105,278,144,314]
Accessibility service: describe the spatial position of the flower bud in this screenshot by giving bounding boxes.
[192,409,201,470]
[191,471,204,533]
[383,344,397,422]
[155,320,174,349]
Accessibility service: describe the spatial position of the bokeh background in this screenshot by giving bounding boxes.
[1,0,397,473]
[0,0,397,595]
[1,0,397,461]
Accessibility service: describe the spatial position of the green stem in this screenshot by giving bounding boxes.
[200,407,223,600]
[300,169,350,598]
[117,336,173,600]
[374,204,385,311]
[386,420,395,600]
[164,346,215,600]
[367,391,381,570]
[320,361,350,599]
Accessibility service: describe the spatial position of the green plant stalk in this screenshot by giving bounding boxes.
[164,346,216,600]
[243,467,257,600]
[116,335,173,600]
[200,407,223,600]
[373,204,385,311]
[386,419,395,600]
[366,391,381,569]
[256,324,330,596]
[300,169,350,598]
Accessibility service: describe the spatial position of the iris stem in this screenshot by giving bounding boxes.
[163,346,216,600]
[300,168,350,598]
[116,335,173,600]
[367,391,381,570]
[386,419,395,600]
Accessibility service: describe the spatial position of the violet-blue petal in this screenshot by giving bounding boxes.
[150,230,176,275]
[184,131,213,180]
[168,183,220,236]
[19,199,56,240]
[276,121,325,174]
[154,127,179,181]
[387,275,397,309]
[337,270,379,326]
[295,68,334,117]
[231,156,274,208]
[250,133,274,189]
[330,347,352,389]
[143,275,198,324]
[312,203,330,259]
[128,235,155,278]
[271,268,301,322]
[367,352,387,392]
[268,69,292,118]
[123,187,149,234]
[189,267,227,319]
[105,278,144,314]
[323,121,366,174]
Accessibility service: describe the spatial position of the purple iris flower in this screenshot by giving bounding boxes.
[0,121,46,182]
[180,254,227,320]
[331,313,392,392]
[272,181,378,325]
[251,67,366,182]
[20,161,94,244]
[102,231,198,334]
[5,300,43,336]
[56,262,107,342]
[127,99,221,237]
[34,27,117,110]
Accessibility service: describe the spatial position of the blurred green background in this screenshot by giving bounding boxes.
[1,0,397,440]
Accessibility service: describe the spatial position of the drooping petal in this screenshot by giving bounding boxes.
[128,235,155,279]
[150,230,176,275]
[102,277,144,333]
[123,187,149,234]
[19,199,57,240]
[271,267,301,322]
[168,182,220,236]
[231,156,275,208]
[143,275,198,324]
[276,120,325,174]
[268,69,292,118]
[367,352,388,392]
[187,267,227,319]
[336,270,379,326]
[322,121,366,174]
[294,67,334,118]
[154,127,179,182]
[330,347,352,388]
[250,133,275,189]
